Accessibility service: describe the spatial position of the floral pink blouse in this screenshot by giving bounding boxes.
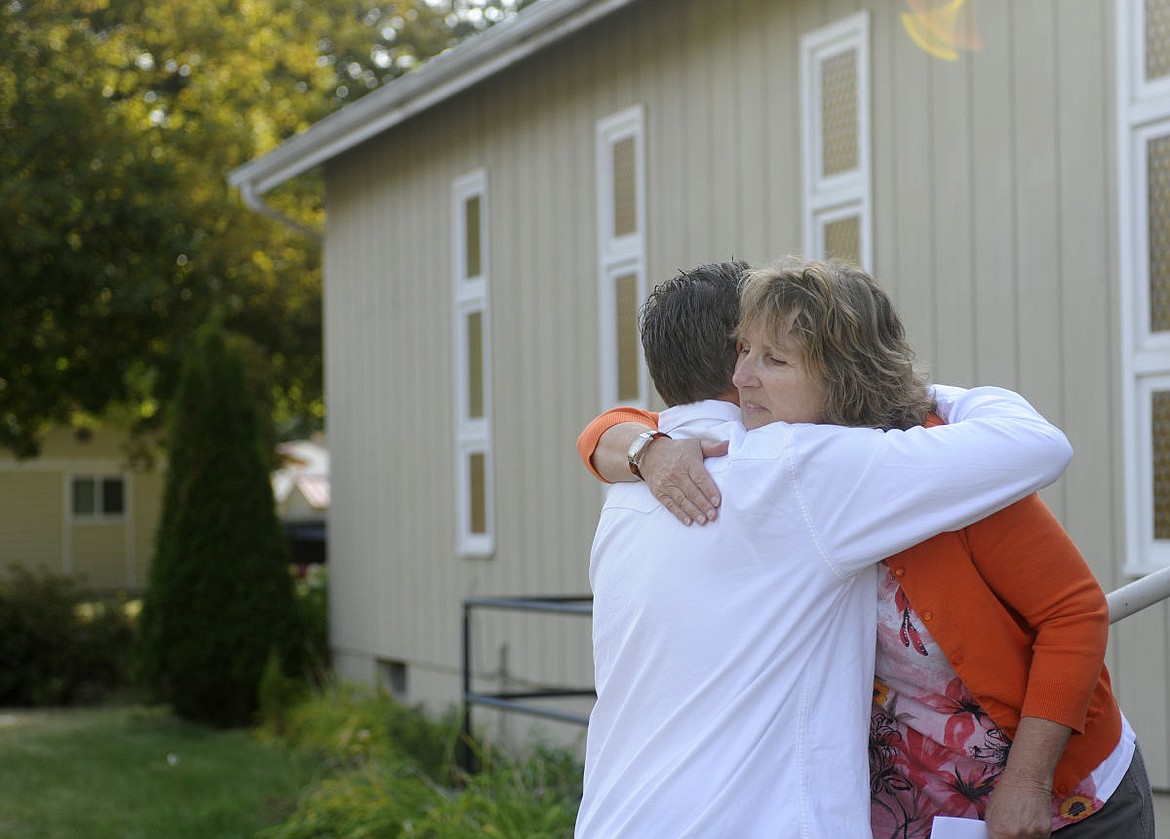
[869,565,1132,838]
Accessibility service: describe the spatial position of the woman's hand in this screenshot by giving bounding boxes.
[984,779,1052,838]
[638,437,727,526]
[983,716,1069,839]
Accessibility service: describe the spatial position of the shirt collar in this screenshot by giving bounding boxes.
[659,399,742,433]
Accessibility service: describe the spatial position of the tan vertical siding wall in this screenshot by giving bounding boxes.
[132,468,165,590]
[321,0,1167,779]
[0,471,64,570]
[70,523,128,590]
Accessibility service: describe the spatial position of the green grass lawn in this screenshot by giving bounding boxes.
[0,705,323,839]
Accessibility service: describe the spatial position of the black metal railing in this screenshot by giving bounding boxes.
[460,594,594,769]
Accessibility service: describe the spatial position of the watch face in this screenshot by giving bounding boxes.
[627,434,649,476]
[628,431,664,478]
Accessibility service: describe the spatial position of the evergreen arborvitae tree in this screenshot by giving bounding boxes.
[136,317,301,727]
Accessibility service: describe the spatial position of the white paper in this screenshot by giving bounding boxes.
[929,816,988,839]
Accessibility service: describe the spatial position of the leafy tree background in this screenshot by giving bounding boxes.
[1,0,534,457]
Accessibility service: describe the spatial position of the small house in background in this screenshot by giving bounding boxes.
[231,0,1170,793]
[273,438,330,567]
[0,426,328,593]
[0,424,164,593]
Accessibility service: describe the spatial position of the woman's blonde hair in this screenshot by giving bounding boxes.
[737,256,935,430]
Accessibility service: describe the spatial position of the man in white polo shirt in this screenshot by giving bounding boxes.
[574,260,1072,837]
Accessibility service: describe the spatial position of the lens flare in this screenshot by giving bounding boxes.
[901,0,982,61]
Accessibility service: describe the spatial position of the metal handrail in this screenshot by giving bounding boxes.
[460,594,594,771]
[1107,563,1170,623]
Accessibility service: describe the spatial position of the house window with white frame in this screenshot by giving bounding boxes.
[452,170,493,557]
[1119,0,1170,573]
[70,475,126,519]
[800,11,872,269]
[596,106,648,408]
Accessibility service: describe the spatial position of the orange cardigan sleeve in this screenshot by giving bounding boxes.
[960,494,1110,732]
[576,407,660,483]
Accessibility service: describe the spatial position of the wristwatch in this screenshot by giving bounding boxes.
[626,431,670,480]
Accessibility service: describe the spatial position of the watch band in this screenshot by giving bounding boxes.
[627,431,669,480]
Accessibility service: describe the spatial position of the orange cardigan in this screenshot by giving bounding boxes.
[576,407,664,482]
[576,408,1123,795]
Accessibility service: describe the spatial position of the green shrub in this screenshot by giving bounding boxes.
[293,563,329,682]
[257,760,442,839]
[271,683,460,780]
[70,592,138,701]
[0,564,137,705]
[135,319,304,727]
[259,647,311,736]
[261,686,582,839]
[416,744,581,838]
[262,743,581,839]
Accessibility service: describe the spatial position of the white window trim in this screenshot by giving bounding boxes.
[1127,119,1170,358]
[800,10,872,269]
[1118,0,1170,575]
[452,169,494,558]
[596,105,648,409]
[1124,0,1170,111]
[811,201,870,266]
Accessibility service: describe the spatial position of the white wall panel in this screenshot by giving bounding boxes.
[886,1,936,361]
[969,0,1019,389]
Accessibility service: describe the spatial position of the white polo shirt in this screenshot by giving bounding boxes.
[576,386,1071,838]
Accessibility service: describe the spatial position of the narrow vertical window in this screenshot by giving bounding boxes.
[1153,389,1170,540]
[596,106,648,409]
[614,272,640,402]
[465,194,482,279]
[612,137,638,238]
[466,310,484,420]
[452,170,493,557]
[1146,0,1170,83]
[801,11,871,269]
[468,452,487,535]
[820,50,860,178]
[1148,134,1170,333]
[821,213,862,265]
[1120,0,1170,571]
